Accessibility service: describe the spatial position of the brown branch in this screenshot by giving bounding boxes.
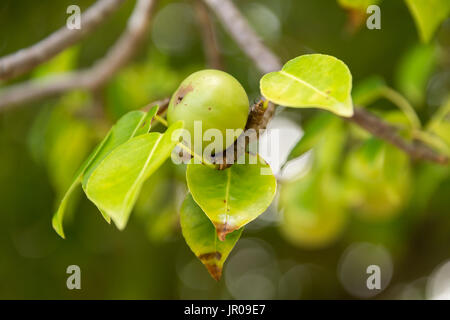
[215,99,275,169]
[203,0,449,166]
[192,0,223,70]
[350,108,449,165]
[202,0,281,74]
[0,0,126,81]
[0,0,158,112]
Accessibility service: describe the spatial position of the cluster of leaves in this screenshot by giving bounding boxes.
[28,47,190,240]
[51,107,280,280]
[42,46,449,280]
[28,0,449,281]
[52,106,184,237]
[47,53,354,280]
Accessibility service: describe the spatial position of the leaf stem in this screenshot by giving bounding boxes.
[380,87,422,130]
[154,115,168,127]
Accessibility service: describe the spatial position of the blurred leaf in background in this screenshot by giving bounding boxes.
[106,51,196,118]
[395,44,436,107]
[404,0,450,43]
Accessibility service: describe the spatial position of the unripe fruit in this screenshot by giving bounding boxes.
[167,70,249,152]
[344,140,410,221]
[279,172,347,249]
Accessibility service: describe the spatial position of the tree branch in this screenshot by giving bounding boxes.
[193,0,223,70]
[202,0,281,74]
[214,99,275,169]
[0,0,126,81]
[350,108,448,165]
[0,0,158,112]
[203,0,449,166]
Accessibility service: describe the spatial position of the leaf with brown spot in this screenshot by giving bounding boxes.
[180,193,242,281]
[186,153,276,241]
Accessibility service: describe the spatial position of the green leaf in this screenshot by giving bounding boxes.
[352,76,386,106]
[260,54,354,117]
[180,193,242,281]
[82,108,158,187]
[52,178,82,239]
[33,46,80,78]
[405,0,450,43]
[52,136,109,238]
[84,121,184,230]
[313,117,347,172]
[286,112,336,162]
[186,154,276,241]
[52,107,158,238]
[395,44,436,106]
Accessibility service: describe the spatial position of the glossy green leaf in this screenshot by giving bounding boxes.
[405,0,450,42]
[82,108,158,187]
[30,95,95,239]
[286,112,336,162]
[186,154,276,241]
[84,121,184,230]
[52,107,158,238]
[260,54,354,117]
[180,193,243,281]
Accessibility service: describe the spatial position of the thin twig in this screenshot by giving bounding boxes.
[203,0,449,166]
[0,0,126,81]
[0,0,158,112]
[192,0,223,69]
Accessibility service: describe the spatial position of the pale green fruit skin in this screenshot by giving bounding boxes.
[279,173,348,250]
[167,70,249,151]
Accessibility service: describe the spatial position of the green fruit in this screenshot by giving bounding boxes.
[279,172,348,249]
[167,70,249,152]
[344,139,410,221]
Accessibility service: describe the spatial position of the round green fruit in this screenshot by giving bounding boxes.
[279,172,348,250]
[167,70,249,152]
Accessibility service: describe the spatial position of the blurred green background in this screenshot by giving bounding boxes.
[0,0,449,299]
